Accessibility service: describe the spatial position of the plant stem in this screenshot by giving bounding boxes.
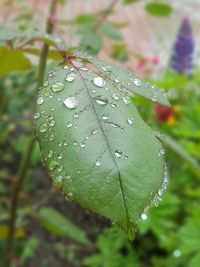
[3,1,57,266]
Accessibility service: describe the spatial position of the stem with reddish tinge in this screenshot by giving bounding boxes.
[3,1,57,266]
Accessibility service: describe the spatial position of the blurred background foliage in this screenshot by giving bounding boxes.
[0,0,200,267]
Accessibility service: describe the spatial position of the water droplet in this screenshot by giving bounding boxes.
[57,165,63,172]
[94,95,108,106]
[73,141,78,146]
[173,250,181,258]
[92,77,105,87]
[49,134,54,141]
[124,155,128,160]
[65,72,76,82]
[91,129,98,135]
[141,213,148,221]
[67,192,73,198]
[49,119,56,127]
[122,96,130,105]
[80,142,85,148]
[37,96,44,105]
[101,66,111,73]
[57,153,63,160]
[73,112,79,119]
[63,140,68,146]
[66,121,72,128]
[51,81,64,92]
[77,169,81,174]
[102,114,108,121]
[95,158,102,166]
[34,112,40,119]
[43,80,49,87]
[110,103,117,108]
[127,117,134,125]
[65,173,71,179]
[49,160,59,171]
[63,96,78,109]
[133,78,142,87]
[48,151,53,158]
[112,93,120,101]
[157,148,165,156]
[63,65,69,70]
[114,150,122,158]
[40,122,48,133]
[48,70,55,77]
[54,175,63,189]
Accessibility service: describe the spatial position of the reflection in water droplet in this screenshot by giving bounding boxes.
[63,140,68,146]
[68,192,73,198]
[34,113,40,119]
[51,81,64,92]
[54,175,63,189]
[173,250,182,258]
[94,96,108,106]
[48,70,55,77]
[65,72,76,82]
[63,96,78,109]
[114,150,122,158]
[40,123,48,133]
[124,155,128,160]
[127,117,134,125]
[92,77,105,87]
[95,158,102,166]
[37,96,44,105]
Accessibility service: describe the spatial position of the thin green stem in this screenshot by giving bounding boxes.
[3,1,57,266]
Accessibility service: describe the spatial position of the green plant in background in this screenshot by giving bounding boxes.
[1,0,200,267]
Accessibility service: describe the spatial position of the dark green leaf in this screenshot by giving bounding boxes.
[78,33,102,54]
[39,208,89,244]
[35,54,169,238]
[145,2,172,17]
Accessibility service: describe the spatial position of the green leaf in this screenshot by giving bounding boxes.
[35,54,168,238]
[157,134,200,179]
[100,23,122,40]
[0,47,31,76]
[39,208,89,244]
[74,51,170,106]
[145,2,172,17]
[123,0,140,4]
[78,33,102,54]
[111,44,129,62]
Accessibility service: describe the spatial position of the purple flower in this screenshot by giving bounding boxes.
[171,18,194,75]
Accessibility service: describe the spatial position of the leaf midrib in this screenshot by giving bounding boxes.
[76,69,130,229]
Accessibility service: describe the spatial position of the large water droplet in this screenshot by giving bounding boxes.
[40,122,48,133]
[114,150,122,158]
[65,72,76,82]
[102,114,108,121]
[37,96,44,105]
[92,77,105,87]
[64,96,78,109]
[51,81,64,92]
[94,96,108,106]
